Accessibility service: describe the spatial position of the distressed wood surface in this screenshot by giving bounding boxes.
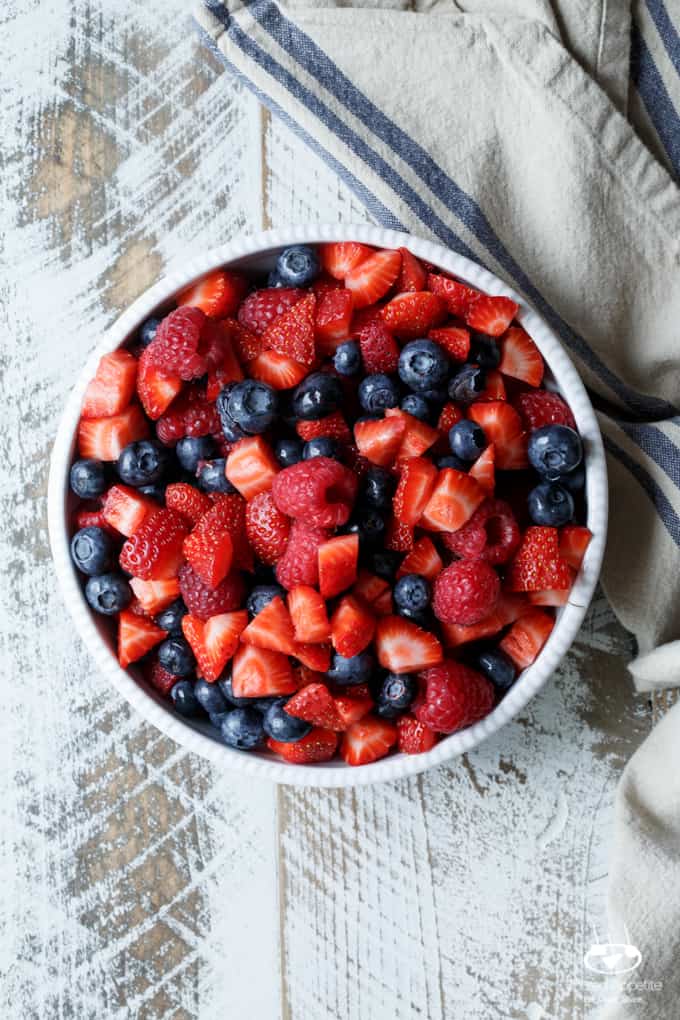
[0,2,658,1017]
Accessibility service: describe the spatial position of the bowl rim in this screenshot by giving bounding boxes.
[48,224,608,787]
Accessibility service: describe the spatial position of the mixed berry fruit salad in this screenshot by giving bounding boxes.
[68,241,592,767]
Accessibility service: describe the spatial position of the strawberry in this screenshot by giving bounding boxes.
[78,404,148,461]
[331,595,376,658]
[440,614,505,648]
[353,416,406,467]
[204,325,244,401]
[374,615,443,674]
[514,390,576,431]
[238,287,304,335]
[318,534,359,599]
[559,525,592,569]
[381,292,446,340]
[397,536,443,581]
[427,273,478,315]
[155,386,220,447]
[182,610,248,682]
[267,727,338,763]
[74,504,118,536]
[385,516,415,552]
[340,716,397,766]
[225,436,279,500]
[147,659,178,697]
[468,443,495,494]
[315,289,354,353]
[465,294,519,337]
[419,468,485,532]
[368,588,392,616]
[293,642,332,672]
[102,484,156,536]
[129,577,181,615]
[118,610,166,668]
[475,369,507,402]
[287,585,331,643]
[224,318,266,363]
[397,715,437,755]
[136,347,183,420]
[351,570,390,607]
[245,491,291,565]
[276,520,329,590]
[119,509,189,580]
[506,526,574,591]
[165,482,211,526]
[333,692,374,729]
[311,274,344,298]
[177,269,247,318]
[262,291,316,365]
[285,683,343,730]
[468,401,527,470]
[241,595,296,655]
[392,457,438,526]
[428,326,471,362]
[498,326,544,386]
[296,411,352,444]
[499,609,555,668]
[319,241,374,279]
[395,247,427,292]
[249,349,308,390]
[345,249,402,308]
[357,317,400,374]
[81,349,138,419]
[437,402,463,434]
[183,521,233,589]
[528,589,571,606]
[200,494,252,572]
[414,661,494,733]
[385,408,439,460]
[231,643,296,698]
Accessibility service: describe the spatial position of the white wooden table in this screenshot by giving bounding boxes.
[1,3,669,1016]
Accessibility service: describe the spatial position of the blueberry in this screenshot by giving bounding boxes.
[370,550,401,581]
[560,463,586,493]
[448,364,486,403]
[292,372,343,421]
[85,573,131,615]
[246,584,285,618]
[398,340,449,394]
[117,440,169,487]
[400,394,430,420]
[209,711,232,729]
[448,419,486,462]
[194,678,229,715]
[360,466,394,510]
[171,680,200,717]
[252,696,281,713]
[197,459,236,494]
[275,245,320,287]
[70,527,113,576]
[437,454,467,471]
[527,482,574,527]
[303,437,339,460]
[226,379,279,435]
[527,425,583,479]
[156,599,187,635]
[346,509,385,547]
[275,438,304,467]
[176,436,217,475]
[358,374,400,414]
[262,700,312,743]
[137,483,165,502]
[376,673,417,719]
[216,383,247,442]
[333,340,361,376]
[327,651,375,686]
[218,674,253,708]
[220,707,265,750]
[469,334,500,369]
[139,316,162,347]
[267,269,286,288]
[394,574,431,617]
[476,646,516,689]
[158,637,196,677]
[70,458,107,499]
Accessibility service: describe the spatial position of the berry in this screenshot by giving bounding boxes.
[397,537,443,581]
[158,636,195,677]
[465,294,518,336]
[241,595,296,655]
[469,334,501,369]
[272,457,357,529]
[397,715,437,754]
[275,438,304,467]
[250,350,308,391]
[353,416,406,467]
[334,340,361,376]
[398,340,449,395]
[267,727,338,763]
[448,419,486,462]
[155,385,219,445]
[146,307,209,380]
[385,516,414,552]
[70,526,113,575]
[81,349,138,420]
[392,457,438,526]
[358,374,400,415]
[468,401,527,470]
[246,584,286,618]
[148,659,178,697]
[231,643,296,698]
[360,465,394,510]
[273,245,319,287]
[263,699,313,741]
[319,241,373,279]
[70,459,107,499]
[400,394,430,421]
[340,716,397,766]
[527,425,583,479]
[498,326,543,386]
[475,646,517,689]
[102,484,156,536]
[287,585,331,643]
[333,692,374,729]
[303,437,339,460]
[369,550,401,581]
[139,316,162,347]
[223,380,279,435]
[432,560,500,625]
[85,573,131,615]
[395,247,427,291]
[136,347,183,421]
[559,525,592,569]
[197,459,236,494]
[263,292,316,365]
[331,595,376,658]
[506,526,574,592]
[156,599,187,635]
[414,661,494,733]
[171,680,200,717]
[238,285,302,334]
[527,482,574,527]
[357,317,400,374]
[119,508,188,581]
[129,578,180,615]
[345,508,385,547]
[382,291,446,339]
[226,436,279,501]
[285,684,342,730]
[327,650,374,686]
[177,269,247,318]
[376,673,417,719]
[295,410,352,444]
[468,444,495,494]
[386,407,439,459]
[393,574,430,618]
[317,534,359,599]
[514,390,576,431]
[178,562,245,620]
[316,290,354,352]
[429,326,471,363]
[427,273,478,315]
[420,468,485,532]
[499,609,554,668]
[165,482,211,526]
[291,372,343,421]
[117,608,166,666]
[275,520,329,590]
[182,610,248,681]
[448,364,486,403]
[442,499,520,565]
[218,674,253,708]
[117,439,169,487]
[78,405,149,461]
[374,616,443,674]
[345,249,401,307]
[183,517,234,589]
[194,678,230,715]
[245,491,291,565]
[220,707,265,750]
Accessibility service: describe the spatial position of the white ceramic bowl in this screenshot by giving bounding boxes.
[48,225,607,787]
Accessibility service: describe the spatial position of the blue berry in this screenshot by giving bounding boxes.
[139,316,162,347]
[220,707,265,750]
[158,637,195,677]
[216,383,247,442]
[448,419,486,462]
[117,440,169,487]
[303,437,339,460]
[197,459,236,494]
[194,678,229,715]
[253,696,280,713]
[398,340,449,395]
[70,527,113,576]
[345,509,385,547]
[437,454,467,471]
[327,651,375,686]
[171,680,200,717]
[358,374,400,414]
[85,573,131,615]
[560,463,586,492]
[262,700,312,742]
[469,334,500,369]
[400,394,430,420]
[156,599,187,635]
[376,673,417,719]
[176,436,217,475]
[360,466,394,510]
[218,674,253,708]
[70,458,107,499]
[370,550,401,581]
[333,340,361,376]
[275,438,304,467]
[267,269,286,288]
[225,379,279,435]
[527,425,583,479]
[292,372,343,421]
[393,574,431,617]
[209,711,232,729]
[475,646,516,689]
[246,584,285,618]
[448,364,486,403]
[138,483,165,502]
[527,482,574,526]
[275,245,320,287]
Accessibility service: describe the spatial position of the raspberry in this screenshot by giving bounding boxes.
[245,491,291,565]
[432,559,500,625]
[238,287,304,335]
[165,482,212,526]
[198,319,235,373]
[119,509,188,580]
[514,391,576,431]
[178,562,246,620]
[443,499,521,565]
[271,457,357,529]
[155,385,220,445]
[414,661,494,734]
[147,307,208,380]
[275,520,329,590]
[200,494,253,571]
[148,660,177,697]
[357,318,400,373]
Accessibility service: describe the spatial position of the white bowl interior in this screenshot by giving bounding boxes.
[48,225,608,787]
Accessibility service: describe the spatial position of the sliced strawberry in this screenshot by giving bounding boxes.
[129,577,181,615]
[147,659,178,697]
[420,468,485,532]
[333,692,374,730]
[381,291,446,340]
[204,322,244,400]
[119,509,189,581]
[285,683,342,730]
[102,484,156,536]
[397,715,437,755]
[293,642,332,672]
[385,516,415,552]
[183,523,233,589]
[245,490,290,566]
[137,347,182,420]
[475,369,507,402]
[385,408,439,460]
[225,318,266,363]
[226,436,279,500]
[440,613,506,648]
[392,457,438,526]
[118,610,166,668]
[468,444,495,495]
[506,526,574,592]
[165,482,212,527]
[74,505,118,536]
[318,534,359,599]
[78,404,148,461]
[238,287,304,336]
[374,616,443,674]
[395,247,427,292]
[263,292,316,365]
[429,326,471,362]
[155,384,219,445]
[559,525,592,569]
[319,241,374,279]
[468,401,527,470]
[345,249,402,308]
[311,274,344,298]
[397,537,443,581]
[357,316,401,374]
[465,294,519,337]
[315,289,354,353]
[199,494,252,572]
[354,416,406,467]
[182,610,248,682]
[498,326,544,386]
[177,269,247,318]
[267,727,338,763]
[331,595,376,658]
[241,595,296,655]
[528,589,571,606]
[340,716,397,766]
[514,390,576,431]
[81,349,138,419]
[231,643,296,698]
[437,402,463,435]
[352,570,390,607]
[287,585,331,644]
[249,349,308,390]
[427,273,478,315]
[296,411,352,444]
[500,609,555,669]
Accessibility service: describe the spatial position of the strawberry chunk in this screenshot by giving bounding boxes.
[528,589,571,606]
[357,317,400,374]
[353,416,406,467]
[340,716,397,766]
[351,570,390,607]
[183,522,233,589]
[129,578,180,615]
[165,482,212,527]
[506,526,574,592]
[392,457,438,526]
[102,484,156,536]
[81,349,138,419]
[385,408,439,460]
[315,288,354,353]
[318,534,359,599]
[204,322,245,400]
[276,521,329,590]
[385,517,415,552]
[331,595,376,658]
[78,404,148,461]
[468,401,528,470]
[500,609,555,668]
[249,350,308,390]
[293,642,332,672]
[345,249,402,308]
[427,273,478,315]
[381,291,446,340]
[245,491,291,566]
[118,610,166,668]
[296,411,352,444]
[285,683,342,730]
[200,494,253,572]
[397,537,443,581]
[177,269,247,318]
[262,292,316,365]
[374,616,443,674]
[238,288,304,336]
[226,436,279,500]
[137,347,182,420]
[514,390,576,431]
[119,508,189,580]
[224,318,265,363]
[395,247,427,292]
[333,692,374,730]
[231,643,296,698]
[465,294,519,337]
[559,525,592,569]
[182,610,248,682]
[241,596,296,655]
[428,326,471,362]
[475,369,507,402]
[267,727,338,763]
[397,715,437,754]
[319,241,374,280]
[287,585,331,644]
[468,444,495,494]
[498,326,544,386]
[420,468,485,532]
[437,402,463,435]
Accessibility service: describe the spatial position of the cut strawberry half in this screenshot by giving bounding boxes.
[498,326,544,386]
[74,505,118,536]
[437,402,463,435]
[506,526,574,592]
[183,524,233,589]
[293,642,332,672]
[385,517,415,552]
[240,595,296,655]
[224,318,266,363]
[468,444,495,494]
[165,482,212,527]
[427,273,478,316]
[372,588,395,616]
[225,436,279,500]
[319,241,374,280]
[129,577,180,615]
[204,322,244,400]
[351,569,390,607]
[315,288,354,353]
[475,369,507,402]
[119,508,189,580]
[354,416,406,467]
[199,494,253,572]
[244,490,290,566]
[340,716,397,766]
[177,269,247,319]
[528,589,571,606]
[397,715,437,755]
[428,326,471,362]
[296,410,352,444]
[499,609,555,668]
[287,585,331,644]
[381,291,446,340]
[392,456,438,526]
[102,484,156,536]
[374,615,443,674]
[78,404,148,461]
[267,727,338,763]
[231,643,296,698]
[420,468,485,532]
[465,294,519,337]
[385,407,439,460]
[137,347,182,420]
[357,316,400,374]
[285,683,343,730]
[248,349,308,390]
[238,288,305,337]
[81,349,138,419]
[397,536,443,581]
[182,610,248,682]
[263,291,316,365]
[345,249,402,308]
[468,401,527,470]
[440,613,506,648]
[331,595,376,658]
[317,534,359,599]
[118,610,166,668]
[559,525,592,569]
[395,247,427,292]
[333,692,374,730]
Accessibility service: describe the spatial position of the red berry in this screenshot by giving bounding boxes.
[263,292,317,365]
[381,291,446,340]
[177,269,247,319]
[498,326,543,385]
[182,610,248,682]
[119,509,189,581]
[129,577,181,615]
[318,534,359,599]
[271,457,357,529]
[414,661,494,734]
[183,519,234,589]
[397,715,437,754]
[315,288,354,352]
[137,347,183,421]
[78,405,149,461]
[238,287,304,335]
[148,659,177,697]
[81,349,138,419]
[226,436,280,501]
[357,317,400,374]
[202,494,253,571]
[118,610,166,668]
[505,526,574,592]
[295,411,352,444]
[319,241,374,280]
[514,390,576,431]
[178,562,245,620]
[395,247,427,292]
[465,294,518,337]
[340,716,397,766]
[165,482,212,526]
[499,609,555,668]
[267,727,338,764]
[345,249,402,308]
[241,595,297,655]
[146,307,209,380]
[432,560,500,626]
[442,499,521,565]
[155,385,220,445]
[427,273,478,316]
[245,491,291,565]
[275,520,330,590]
[286,683,343,730]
